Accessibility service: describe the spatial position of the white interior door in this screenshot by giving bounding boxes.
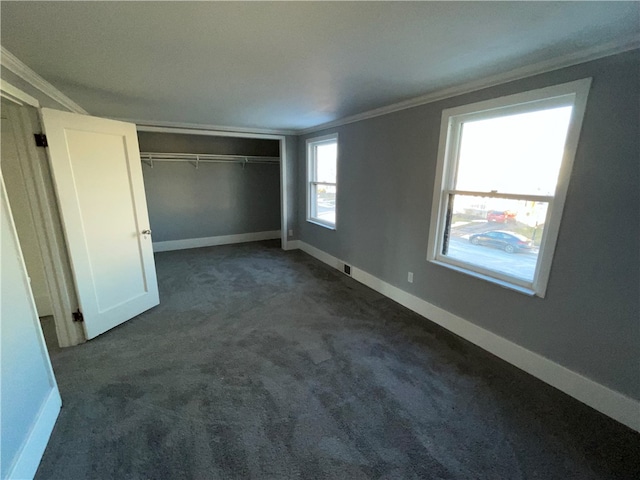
[41,108,159,339]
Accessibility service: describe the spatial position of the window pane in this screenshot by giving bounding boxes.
[312,184,336,224]
[455,106,572,196]
[315,142,337,183]
[444,194,548,282]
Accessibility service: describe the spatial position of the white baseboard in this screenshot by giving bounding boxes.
[296,241,640,432]
[296,241,343,268]
[283,239,300,251]
[7,387,62,480]
[153,230,281,253]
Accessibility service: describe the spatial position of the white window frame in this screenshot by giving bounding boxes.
[427,78,591,297]
[306,133,338,229]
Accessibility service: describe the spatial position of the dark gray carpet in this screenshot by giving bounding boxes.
[36,241,639,479]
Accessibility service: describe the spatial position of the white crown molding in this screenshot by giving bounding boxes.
[299,35,640,136]
[3,36,637,136]
[0,79,39,107]
[0,46,88,114]
[114,117,297,137]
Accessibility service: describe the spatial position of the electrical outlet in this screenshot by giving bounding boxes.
[288,229,293,237]
[408,272,414,283]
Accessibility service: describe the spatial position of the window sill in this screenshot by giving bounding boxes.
[429,258,538,297]
[307,219,336,231]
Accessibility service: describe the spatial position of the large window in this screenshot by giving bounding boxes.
[427,79,591,296]
[307,133,338,229]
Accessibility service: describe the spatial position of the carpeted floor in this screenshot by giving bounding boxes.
[36,241,639,479]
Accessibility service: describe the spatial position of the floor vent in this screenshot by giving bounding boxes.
[343,264,352,276]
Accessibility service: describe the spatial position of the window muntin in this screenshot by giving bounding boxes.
[307,134,338,228]
[428,79,591,296]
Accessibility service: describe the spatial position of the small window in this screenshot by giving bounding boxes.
[427,79,591,297]
[307,133,338,229]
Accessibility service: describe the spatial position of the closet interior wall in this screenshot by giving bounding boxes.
[138,132,281,247]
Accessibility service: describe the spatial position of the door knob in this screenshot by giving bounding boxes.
[141,229,152,235]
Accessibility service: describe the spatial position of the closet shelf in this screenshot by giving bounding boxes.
[140,152,280,168]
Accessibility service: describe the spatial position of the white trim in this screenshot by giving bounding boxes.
[119,118,296,136]
[305,132,340,144]
[446,190,553,203]
[533,79,591,296]
[306,218,337,231]
[0,47,88,114]
[297,241,344,271]
[136,124,287,140]
[306,133,338,229]
[20,109,87,347]
[5,388,62,480]
[430,259,536,297]
[153,230,282,253]
[283,239,301,251]
[299,36,639,135]
[279,138,289,250]
[2,38,636,137]
[426,78,591,298]
[9,104,86,347]
[0,79,40,108]
[294,241,640,432]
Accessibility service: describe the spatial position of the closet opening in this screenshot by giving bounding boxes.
[136,129,288,253]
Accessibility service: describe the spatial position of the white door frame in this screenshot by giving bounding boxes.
[136,125,290,250]
[0,78,40,108]
[1,80,85,347]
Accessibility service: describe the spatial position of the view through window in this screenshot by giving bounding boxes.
[428,79,591,295]
[444,107,572,282]
[307,134,337,227]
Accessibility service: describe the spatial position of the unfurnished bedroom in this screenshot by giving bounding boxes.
[1,2,638,479]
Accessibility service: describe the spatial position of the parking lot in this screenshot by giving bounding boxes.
[440,218,539,281]
[446,237,538,281]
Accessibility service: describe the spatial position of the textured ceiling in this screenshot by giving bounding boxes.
[1,2,638,131]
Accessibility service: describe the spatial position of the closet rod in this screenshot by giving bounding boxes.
[140,151,280,169]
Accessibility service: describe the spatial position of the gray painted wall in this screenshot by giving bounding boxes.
[139,133,281,242]
[138,132,280,157]
[297,51,640,400]
[285,135,298,240]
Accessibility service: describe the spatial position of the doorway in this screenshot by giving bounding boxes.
[137,126,292,251]
[0,85,294,349]
[0,99,84,349]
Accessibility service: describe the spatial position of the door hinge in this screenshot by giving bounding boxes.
[72,309,84,322]
[34,133,48,147]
